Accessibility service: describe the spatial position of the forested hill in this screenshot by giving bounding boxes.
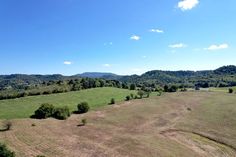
[119,65,236,87]
[1,65,236,90]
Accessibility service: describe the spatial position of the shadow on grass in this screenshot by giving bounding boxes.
[77,124,85,127]
[0,128,9,132]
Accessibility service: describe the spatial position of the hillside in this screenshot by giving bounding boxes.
[77,72,121,79]
[119,65,236,87]
[1,65,236,91]
[0,87,136,119]
[1,91,236,156]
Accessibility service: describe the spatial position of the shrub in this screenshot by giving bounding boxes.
[81,118,87,126]
[137,90,144,99]
[126,95,131,101]
[134,95,138,99]
[164,85,169,92]
[130,93,134,99]
[34,103,55,119]
[0,143,15,157]
[110,98,115,104]
[77,102,90,114]
[195,86,200,90]
[130,84,136,90]
[168,85,178,92]
[157,91,162,96]
[229,88,233,93]
[2,121,12,131]
[53,106,71,120]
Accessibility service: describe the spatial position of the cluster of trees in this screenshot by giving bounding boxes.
[0,78,127,100]
[32,102,90,120]
[32,103,71,120]
[164,85,178,92]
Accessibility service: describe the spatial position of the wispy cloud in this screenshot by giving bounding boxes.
[149,29,164,33]
[130,35,140,41]
[205,44,229,51]
[142,56,147,58]
[63,61,72,65]
[104,42,113,46]
[169,43,187,48]
[103,64,111,67]
[178,0,199,11]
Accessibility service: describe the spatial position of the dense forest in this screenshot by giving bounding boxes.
[0,65,236,100]
[119,65,236,88]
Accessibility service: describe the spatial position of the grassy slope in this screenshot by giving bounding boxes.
[1,91,236,156]
[176,91,236,148]
[0,87,136,119]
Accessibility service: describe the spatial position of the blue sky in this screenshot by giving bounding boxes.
[0,0,235,75]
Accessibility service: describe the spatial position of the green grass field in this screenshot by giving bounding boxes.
[0,87,137,119]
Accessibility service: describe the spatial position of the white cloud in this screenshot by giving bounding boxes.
[205,44,229,51]
[103,64,111,67]
[104,42,113,46]
[169,43,187,48]
[130,35,140,41]
[178,0,199,11]
[63,61,72,65]
[149,29,164,33]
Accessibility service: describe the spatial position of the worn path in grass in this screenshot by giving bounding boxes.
[1,91,236,156]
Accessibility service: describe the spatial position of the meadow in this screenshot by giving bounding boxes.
[0,87,137,119]
[0,90,236,156]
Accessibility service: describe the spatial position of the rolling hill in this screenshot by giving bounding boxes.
[1,65,236,90]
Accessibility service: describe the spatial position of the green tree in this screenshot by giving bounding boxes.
[110,98,115,104]
[130,84,136,90]
[229,88,234,93]
[77,102,90,114]
[53,106,71,120]
[0,143,15,157]
[137,90,145,99]
[34,103,55,119]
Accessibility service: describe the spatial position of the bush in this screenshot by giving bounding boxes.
[130,84,136,90]
[130,93,134,99]
[168,85,178,92]
[110,98,115,104]
[126,95,131,101]
[0,143,15,157]
[53,106,71,120]
[33,103,55,119]
[157,91,162,96]
[137,90,145,99]
[229,88,234,93]
[2,121,12,131]
[81,118,87,126]
[77,102,90,114]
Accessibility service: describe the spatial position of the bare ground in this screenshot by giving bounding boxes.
[0,92,236,157]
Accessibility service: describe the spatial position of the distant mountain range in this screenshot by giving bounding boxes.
[1,65,236,90]
[75,72,122,80]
